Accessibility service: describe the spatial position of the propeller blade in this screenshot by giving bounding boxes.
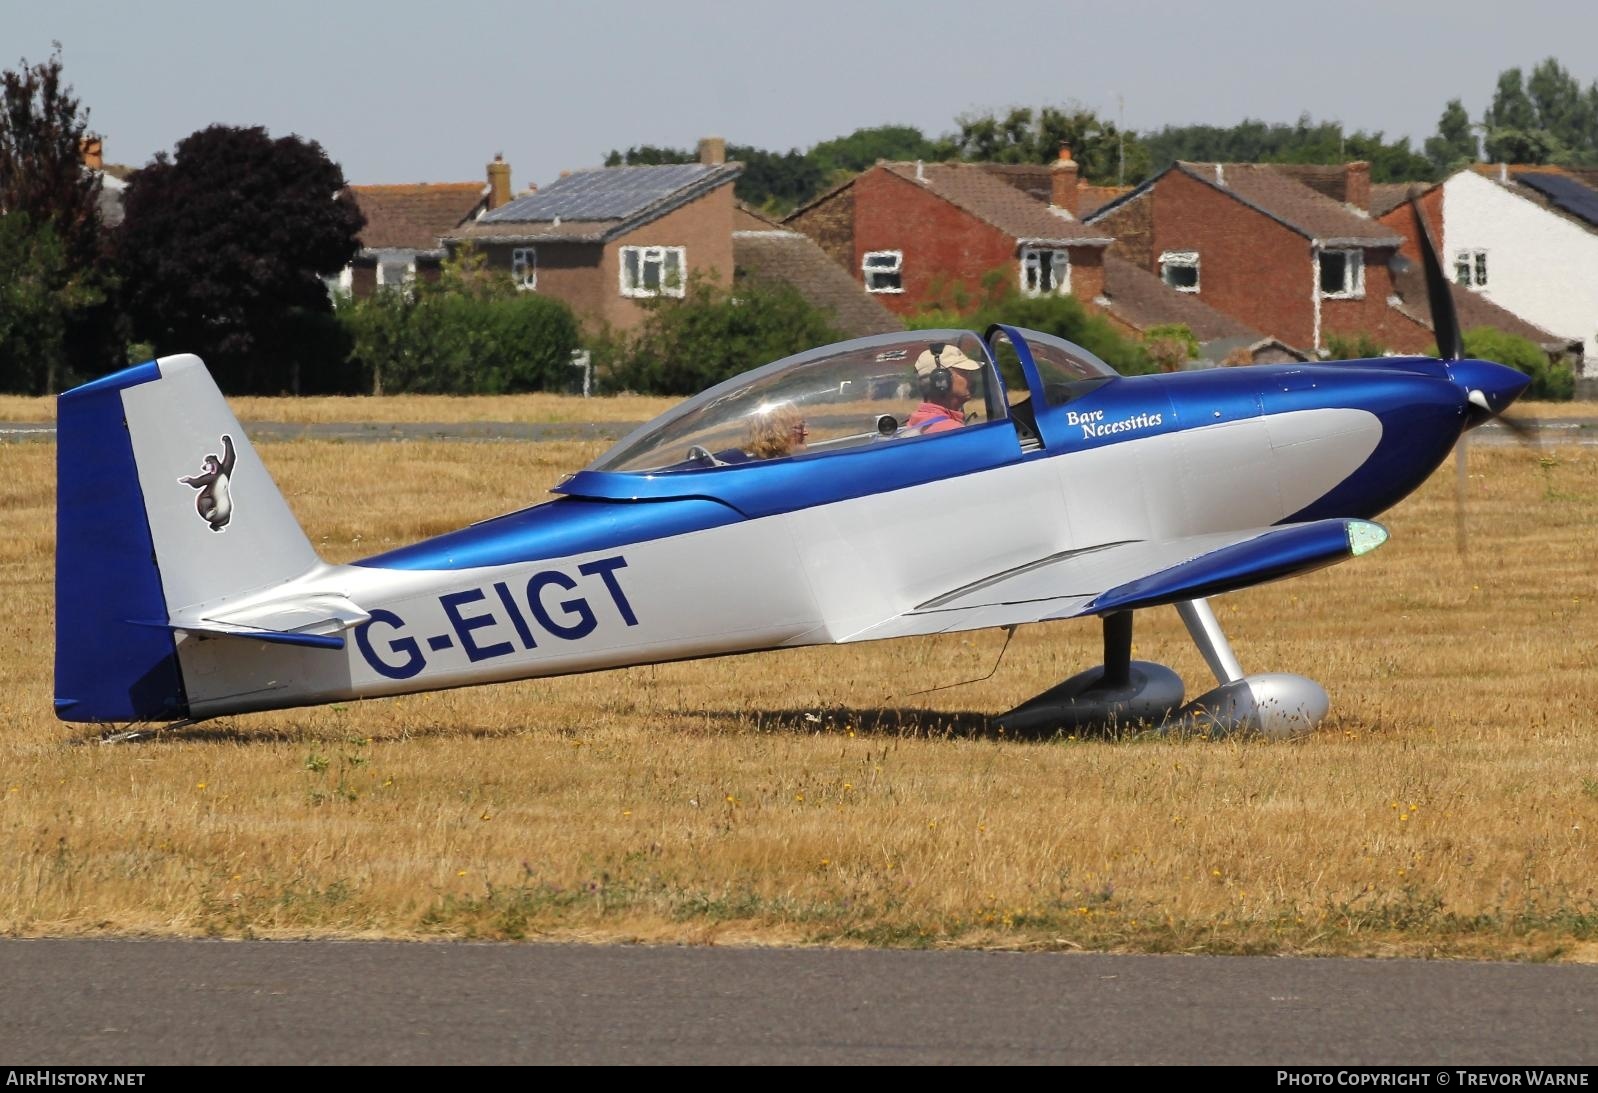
[1409,192,1463,361]
[1495,411,1541,446]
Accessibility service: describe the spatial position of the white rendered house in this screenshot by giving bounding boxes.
[1442,168,1598,379]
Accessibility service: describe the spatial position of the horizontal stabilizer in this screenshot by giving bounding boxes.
[163,592,372,650]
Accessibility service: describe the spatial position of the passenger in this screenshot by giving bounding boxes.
[743,406,809,459]
[905,344,984,434]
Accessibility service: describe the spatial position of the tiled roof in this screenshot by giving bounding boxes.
[733,230,902,339]
[1389,263,1561,346]
[1369,182,1427,218]
[1077,184,1131,218]
[1097,255,1263,343]
[351,183,487,251]
[1175,163,1400,246]
[881,162,1111,245]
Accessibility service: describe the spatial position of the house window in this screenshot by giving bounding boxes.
[620,245,685,298]
[1020,248,1070,296]
[1454,248,1488,289]
[376,257,414,292]
[512,247,536,291]
[863,250,903,293]
[1160,251,1200,293]
[1319,249,1364,298]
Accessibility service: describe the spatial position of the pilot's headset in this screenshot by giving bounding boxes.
[926,343,953,396]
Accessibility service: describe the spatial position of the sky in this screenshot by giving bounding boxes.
[8,0,1598,190]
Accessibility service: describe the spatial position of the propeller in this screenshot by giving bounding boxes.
[1407,193,1539,555]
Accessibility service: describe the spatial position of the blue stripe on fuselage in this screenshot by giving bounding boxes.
[355,496,744,571]
[357,361,1466,574]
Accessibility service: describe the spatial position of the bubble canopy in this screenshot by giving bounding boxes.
[587,328,1118,476]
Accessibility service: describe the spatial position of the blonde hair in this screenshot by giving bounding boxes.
[745,407,806,459]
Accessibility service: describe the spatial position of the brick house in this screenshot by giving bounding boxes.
[784,152,1112,317]
[1095,255,1306,365]
[446,139,741,332]
[1086,161,1438,355]
[338,156,510,297]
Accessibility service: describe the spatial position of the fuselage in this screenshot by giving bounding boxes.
[174,354,1517,719]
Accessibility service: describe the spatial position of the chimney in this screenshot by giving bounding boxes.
[1344,161,1371,212]
[487,153,511,210]
[697,136,726,166]
[1050,144,1080,217]
[79,135,103,171]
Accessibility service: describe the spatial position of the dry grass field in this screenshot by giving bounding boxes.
[1,428,1595,958]
[0,392,677,424]
[1,391,1594,425]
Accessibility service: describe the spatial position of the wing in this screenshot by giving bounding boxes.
[842,518,1388,642]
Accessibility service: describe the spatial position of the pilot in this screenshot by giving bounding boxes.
[905,344,984,434]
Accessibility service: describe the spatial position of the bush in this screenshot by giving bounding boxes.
[1322,331,1388,360]
[1142,323,1200,371]
[599,273,843,396]
[340,253,581,395]
[1447,327,1575,401]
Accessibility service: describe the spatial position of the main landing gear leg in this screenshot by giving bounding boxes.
[993,610,1185,736]
[1173,597,1329,737]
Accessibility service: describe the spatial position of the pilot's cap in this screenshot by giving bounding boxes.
[914,344,983,379]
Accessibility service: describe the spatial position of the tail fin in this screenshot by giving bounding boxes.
[55,355,320,723]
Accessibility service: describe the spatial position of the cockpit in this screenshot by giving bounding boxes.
[587,326,1119,476]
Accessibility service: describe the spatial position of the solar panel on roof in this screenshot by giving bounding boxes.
[1517,172,1598,229]
[483,163,716,223]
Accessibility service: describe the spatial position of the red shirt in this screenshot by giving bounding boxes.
[904,402,965,434]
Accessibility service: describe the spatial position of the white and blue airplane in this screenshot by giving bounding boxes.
[53,217,1530,737]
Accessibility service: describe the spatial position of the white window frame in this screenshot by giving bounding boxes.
[512,247,537,291]
[1454,248,1488,289]
[862,250,904,294]
[1319,248,1365,299]
[1020,247,1071,297]
[375,256,415,292]
[1159,250,1201,293]
[619,245,686,298]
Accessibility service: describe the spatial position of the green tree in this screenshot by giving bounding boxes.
[1526,58,1586,150]
[1482,127,1566,165]
[1144,113,1433,182]
[808,125,953,178]
[0,48,113,392]
[1485,68,1539,132]
[601,273,843,395]
[1425,99,1478,175]
[951,104,1150,185]
[341,247,580,395]
[603,143,824,214]
[115,124,365,393]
